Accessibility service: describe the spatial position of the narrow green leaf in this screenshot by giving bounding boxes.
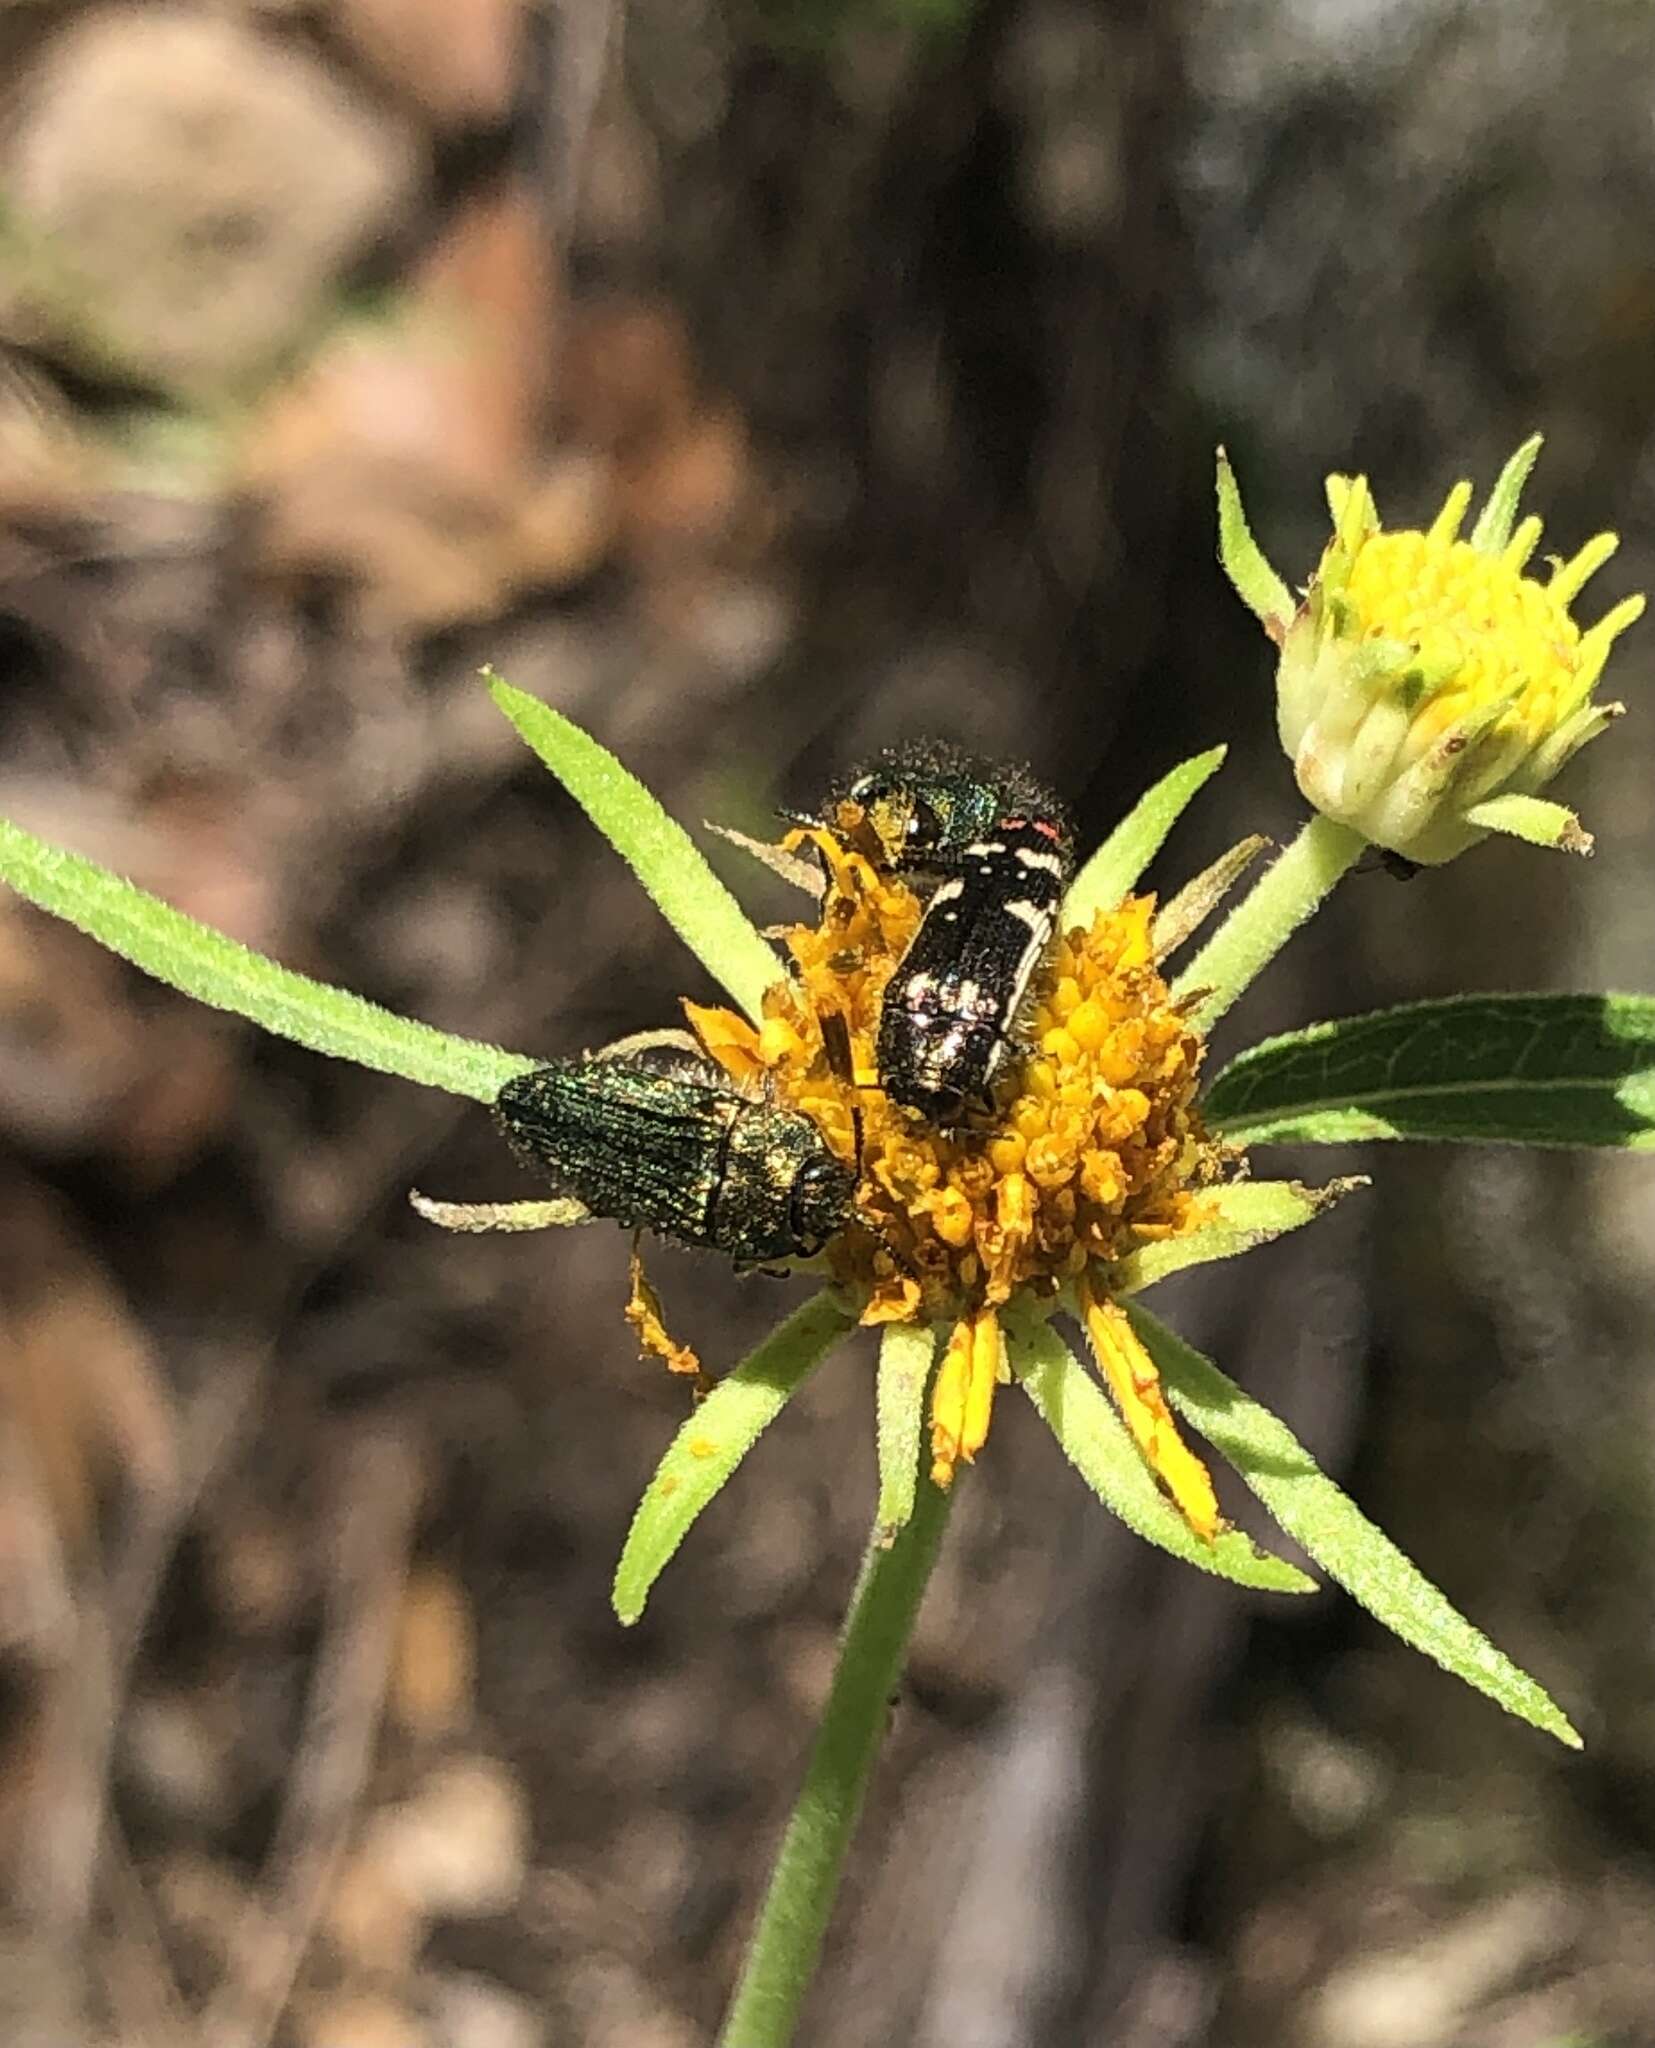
[488,672,782,1023]
[1129,1304,1581,1746]
[0,816,531,1102]
[1463,792,1592,855]
[1468,433,1543,555]
[1063,746,1227,931]
[875,1322,935,1538]
[613,1292,852,1624]
[1216,448,1294,629]
[1204,993,1655,1150]
[1112,1177,1366,1294]
[1008,1318,1314,1594]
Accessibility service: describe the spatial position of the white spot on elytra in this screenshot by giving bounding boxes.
[1003,902,1056,1021]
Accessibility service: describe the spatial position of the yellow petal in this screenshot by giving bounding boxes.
[860,1274,923,1326]
[1500,513,1543,572]
[930,1310,1002,1488]
[1426,478,1473,547]
[781,822,862,897]
[682,998,765,1082]
[1081,1284,1219,1539]
[1549,530,1618,606]
[1572,593,1647,698]
[624,1244,704,1388]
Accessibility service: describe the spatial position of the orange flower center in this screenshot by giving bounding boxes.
[684,825,1227,1508]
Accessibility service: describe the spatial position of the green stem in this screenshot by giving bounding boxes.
[717,1474,955,2048]
[1173,813,1365,1032]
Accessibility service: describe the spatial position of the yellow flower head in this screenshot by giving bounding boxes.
[1220,436,1645,864]
[686,822,1227,1523]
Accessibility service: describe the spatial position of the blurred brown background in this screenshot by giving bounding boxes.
[2,2,1654,2043]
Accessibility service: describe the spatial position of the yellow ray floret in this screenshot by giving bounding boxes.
[1079,1281,1219,1540]
[1341,526,1591,757]
[930,1308,1005,1488]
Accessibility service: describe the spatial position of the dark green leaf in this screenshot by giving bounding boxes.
[1205,993,1655,1149]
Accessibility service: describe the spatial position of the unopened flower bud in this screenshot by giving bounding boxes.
[1219,437,1644,864]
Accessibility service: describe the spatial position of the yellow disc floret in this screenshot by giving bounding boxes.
[1343,528,1582,759]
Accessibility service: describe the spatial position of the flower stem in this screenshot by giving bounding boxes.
[1173,813,1365,1032]
[717,1474,955,2048]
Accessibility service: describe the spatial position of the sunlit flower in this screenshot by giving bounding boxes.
[686,820,1228,1529]
[0,656,1591,1747]
[1219,436,1645,864]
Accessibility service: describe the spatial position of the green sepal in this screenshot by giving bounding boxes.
[1468,433,1543,556]
[875,1322,936,1539]
[488,671,782,1024]
[0,816,532,1103]
[1128,1304,1581,1747]
[704,821,825,899]
[1217,449,1294,631]
[1349,634,1431,688]
[613,1292,852,1624]
[1203,993,1655,1150]
[409,1191,590,1232]
[1111,1177,1367,1295]
[1151,835,1270,964]
[1007,1315,1314,1594]
[1062,746,1227,931]
[1462,793,1593,855]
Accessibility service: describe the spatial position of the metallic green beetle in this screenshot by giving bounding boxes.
[494,1051,856,1265]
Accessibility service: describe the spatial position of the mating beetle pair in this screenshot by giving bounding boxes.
[826,738,1074,1127]
[494,742,1074,1264]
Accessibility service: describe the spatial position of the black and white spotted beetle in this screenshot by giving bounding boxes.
[495,1049,857,1265]
[823,740,1076,1127]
